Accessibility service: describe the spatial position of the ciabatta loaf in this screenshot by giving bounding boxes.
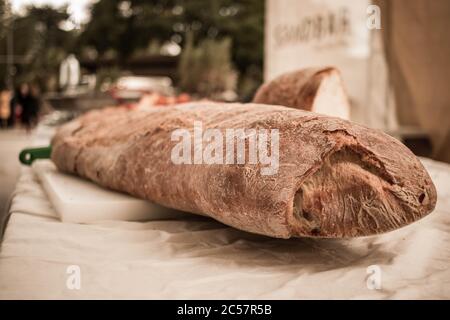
[51,103,436,238]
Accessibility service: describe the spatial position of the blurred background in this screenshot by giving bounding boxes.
[0,0,264,102]
[1,0,449,212]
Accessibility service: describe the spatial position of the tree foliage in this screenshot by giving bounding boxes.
[0,3,76,90]
[178,32,237,97]
[1,0,264,96]
[79,0,264,94]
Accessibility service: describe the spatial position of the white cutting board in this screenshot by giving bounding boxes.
[32,160,187,223]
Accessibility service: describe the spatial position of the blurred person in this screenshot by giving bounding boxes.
[10,88,22,128]
[0,89,12,128]
[16,83,40,132]
[30,84,41,113]
[8,90,16,128]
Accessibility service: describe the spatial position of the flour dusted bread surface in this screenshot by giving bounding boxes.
[51,103,436,238]
[253,67,351,120]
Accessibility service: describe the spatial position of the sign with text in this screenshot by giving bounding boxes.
[265,0,393,129]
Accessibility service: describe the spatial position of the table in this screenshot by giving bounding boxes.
[0,128,449,299]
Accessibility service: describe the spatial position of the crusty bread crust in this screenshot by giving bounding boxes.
[253,67,350,113]
[51,103,436,238]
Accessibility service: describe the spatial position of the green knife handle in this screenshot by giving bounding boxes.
[19,146,52,166]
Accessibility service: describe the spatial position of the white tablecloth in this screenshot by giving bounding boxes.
[0,155,449,299]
